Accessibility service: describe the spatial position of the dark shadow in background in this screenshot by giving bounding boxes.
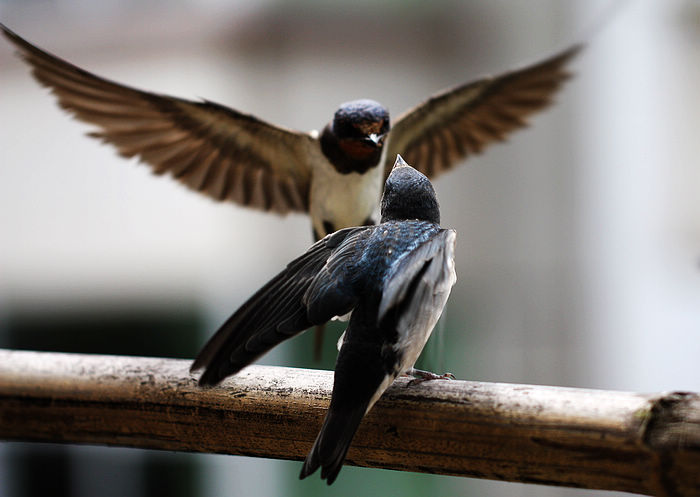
[3,304,205,497]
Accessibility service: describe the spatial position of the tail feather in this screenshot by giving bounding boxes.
[299,405,367,485]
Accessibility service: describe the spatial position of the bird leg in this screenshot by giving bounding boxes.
[313,324,326,361]
[403,368,455,386]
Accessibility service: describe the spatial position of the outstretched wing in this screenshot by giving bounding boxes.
[384,45,581,180]
[191,227,367,386]
[1,24,313,214]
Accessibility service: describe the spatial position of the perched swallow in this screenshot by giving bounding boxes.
[0,24,576,356]
[0,24,579,241]
[191,155,457,484]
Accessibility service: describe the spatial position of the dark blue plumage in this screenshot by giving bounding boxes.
[191,155,456,484]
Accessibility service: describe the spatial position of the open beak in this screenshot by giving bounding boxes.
[364,133,386,147]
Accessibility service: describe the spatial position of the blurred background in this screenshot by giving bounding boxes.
[1,0,699,496]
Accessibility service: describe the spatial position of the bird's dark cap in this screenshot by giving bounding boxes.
[332,99,390,135]
[380,155,440,224]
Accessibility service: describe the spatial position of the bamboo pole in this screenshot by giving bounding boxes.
[0,349,697,495]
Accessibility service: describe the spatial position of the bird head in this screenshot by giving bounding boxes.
[380,155,440,224]
[320,99,389,172]
[332,99,389,147]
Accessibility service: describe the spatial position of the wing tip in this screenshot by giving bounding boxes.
[553,43,584,75]
[190,349,226,387]
[193,364,225,387]
[1,22,51,60]
[189,358,205,374]
[560,42,585,61]
[0,22,19,43]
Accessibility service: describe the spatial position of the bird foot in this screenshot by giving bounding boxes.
[404,368,456,386]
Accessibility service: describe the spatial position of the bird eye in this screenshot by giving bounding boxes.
[352,123,369,137]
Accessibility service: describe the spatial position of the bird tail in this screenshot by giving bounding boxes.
[299,403,367,485]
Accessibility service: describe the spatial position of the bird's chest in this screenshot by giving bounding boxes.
[309,159,384,237]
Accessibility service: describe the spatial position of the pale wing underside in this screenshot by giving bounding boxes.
[379,229,457,323]
[2,25,314,214]
[379,229,456,371]
[384,45,581,180]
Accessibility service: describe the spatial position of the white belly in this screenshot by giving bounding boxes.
[309,156,384,237]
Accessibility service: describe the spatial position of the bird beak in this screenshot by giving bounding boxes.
[392,154,409,171]
[365,133,385,147]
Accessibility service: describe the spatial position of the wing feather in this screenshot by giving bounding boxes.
[1,24,314,214]
[379,229,457,324]
[191,227,365,386]
[384,45,581,180]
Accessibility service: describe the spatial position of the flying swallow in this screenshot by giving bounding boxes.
[1,24,579,241]
[191,155,457,484]
[0,23,576,356]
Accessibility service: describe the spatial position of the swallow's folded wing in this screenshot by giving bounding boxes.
[2,24,313,214]
[191,227,366,386]
[383,45,581,180]
[378,228,457,328]
[302,228,369,323]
